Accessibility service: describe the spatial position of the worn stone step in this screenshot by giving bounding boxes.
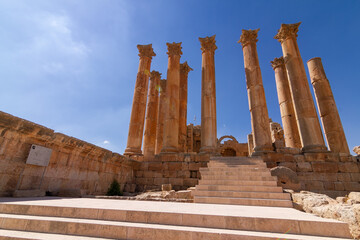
[200,175,277,181]
[194,196,294,208]
[0,229,109,240]
[198,179,278,186]
[0,213,352,240]
[193,190,291,200]
[0,199,353,239]
[195,184,284,192]
[200,168,271,175]
[208,161,266,167]
[202,165,267,170]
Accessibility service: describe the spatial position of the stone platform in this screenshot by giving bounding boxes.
[0,197,353,239]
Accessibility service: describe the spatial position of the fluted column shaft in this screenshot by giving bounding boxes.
[161,42,182,153]
[271,57,301,148]
[199,35,218,153]
[239,29,273,153]
[124,44,156,156]
[275,23,326,152]
[143,71,161,158]
[179,62,193,152]
[155,79,167,154]
[307,57,350,154]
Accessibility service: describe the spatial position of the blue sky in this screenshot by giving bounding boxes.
[0,0,359,154]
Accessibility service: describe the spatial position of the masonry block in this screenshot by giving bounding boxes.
[169,178,183,186]
[148,162,162,171]
[311,162,339,173]
[343,182,360,191]
[334,182,345,191]
[189,162,201,171]
[296,162,312,172]
[338,162,359,173]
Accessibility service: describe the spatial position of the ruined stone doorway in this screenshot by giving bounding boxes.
[221,148,236,156]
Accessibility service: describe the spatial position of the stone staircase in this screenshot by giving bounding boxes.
[0,198,353,239]
[193,156,293,207]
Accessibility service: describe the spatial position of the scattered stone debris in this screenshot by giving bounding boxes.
[354,146,360,155]
[270,166,300,191]
[289,190,360,239]
[96,187,194,203]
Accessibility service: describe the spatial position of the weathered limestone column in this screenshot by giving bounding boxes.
[155,79,167,154]
[307,57,350,154]
[275,23,326,152]
[247,133,254,156]
[143,71,161,158]
[160,42,182,153]
[271,57,301,148]
[199,35,218,154]
[124,44,156,156]
[238,29,273,153]
[179,62,193,152]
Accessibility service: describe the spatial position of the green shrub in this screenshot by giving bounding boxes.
[106,179,123,196]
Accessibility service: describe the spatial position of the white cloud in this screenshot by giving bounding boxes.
[103,140,110,144]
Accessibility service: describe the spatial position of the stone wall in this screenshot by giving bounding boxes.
[0,111,137,197]
[262,151,360,198]
[132,154,210,191]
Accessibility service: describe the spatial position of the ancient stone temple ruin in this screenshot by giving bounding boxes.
[121,22,359,197]
[0,22,359,198]
[0,21,360,240]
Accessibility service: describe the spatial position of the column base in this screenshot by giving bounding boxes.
[302,144,328,153]
[160,146,179,154]
[199,146,220,156]
[252,145,274,156]
[124,147,143,156]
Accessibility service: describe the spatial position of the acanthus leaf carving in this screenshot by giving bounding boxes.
[274,22,301,43]
[270,57,285,70]
[199,35,217,53]
[137,44,156,59]
[238,29,260,47]
[180,61,193,75]
[166,42,183,56]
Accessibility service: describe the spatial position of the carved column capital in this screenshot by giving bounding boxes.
[150,70,161,80]
[238,29,260,47]
[274,22,301,43]
[137,44,156,59]
[166,42,183,56]
[199,35,217,53]
[180,61,193,75]
[271,57,285,70]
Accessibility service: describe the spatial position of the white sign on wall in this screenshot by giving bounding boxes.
[26,144,52,167]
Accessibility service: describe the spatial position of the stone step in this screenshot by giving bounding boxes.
[208,161,266,166]
[210,157,263,162]
[0,199,352,239]
[200,168,271,175]
[0,215,351,240]
[202,165,267,170]
[200,175,277,181]
[194,196,294,208]
[0,229,108,240]
[195,184,284,192]
[198,179,278,186]
[193,190,291,200]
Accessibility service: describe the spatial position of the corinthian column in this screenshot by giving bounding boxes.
[275,23,326,152]
[155,79,167,154]
[238,29,273,153]
[199,35,218,154]
[307,57,350,154]
[271,57,301,148]
[143,71,161,158]
[179,62,193,152]
[124,44,156,156]
[160,42,182,153]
